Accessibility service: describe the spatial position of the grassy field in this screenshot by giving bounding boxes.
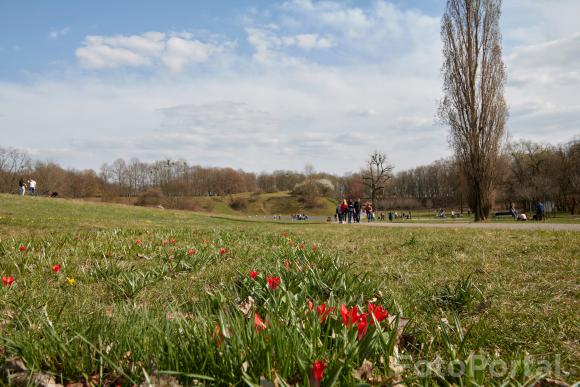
[0,194,578,385]
[87,191,580,225]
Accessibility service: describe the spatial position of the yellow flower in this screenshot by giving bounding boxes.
[67,277,76,286]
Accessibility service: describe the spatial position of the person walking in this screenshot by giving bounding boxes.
[354,198,361,223]
[365,203,373,222]
[347,199,354,223]
[18,178,26,196]
[340,199,348,224]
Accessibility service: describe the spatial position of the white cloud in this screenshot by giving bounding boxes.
[49,27,70,40]
[162,37,218,73]
[75,31,230,72]
[246,26,334,63]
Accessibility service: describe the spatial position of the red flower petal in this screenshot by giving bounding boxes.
[312,360,327,382]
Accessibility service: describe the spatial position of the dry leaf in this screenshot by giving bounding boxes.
[388,356,404,383]
[237,296,255,317]
[531,378,570,387]
[353,359,373,382]
[139,374,182,387]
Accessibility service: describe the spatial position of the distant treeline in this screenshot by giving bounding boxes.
[1,136,578,212]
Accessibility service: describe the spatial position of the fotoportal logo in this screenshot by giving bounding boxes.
[397,353,564,381]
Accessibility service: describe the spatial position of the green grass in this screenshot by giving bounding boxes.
[0,194,578,385]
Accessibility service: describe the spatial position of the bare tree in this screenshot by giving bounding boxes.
[362,151,393,207]
[439,0,508,221]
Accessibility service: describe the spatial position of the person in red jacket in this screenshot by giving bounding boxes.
[339,199,348,224]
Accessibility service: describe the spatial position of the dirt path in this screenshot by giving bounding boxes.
[355,220,580,231]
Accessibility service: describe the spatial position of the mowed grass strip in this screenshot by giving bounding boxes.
[0,194,578,384]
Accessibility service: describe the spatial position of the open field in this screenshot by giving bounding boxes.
[0,194,578,385]
[84,191,580,226]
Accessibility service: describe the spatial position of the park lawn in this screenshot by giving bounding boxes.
[0,194,578,385]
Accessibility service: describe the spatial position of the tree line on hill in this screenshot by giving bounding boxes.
[1,136,578,213]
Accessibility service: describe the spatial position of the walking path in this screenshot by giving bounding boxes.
[357,220,580,231]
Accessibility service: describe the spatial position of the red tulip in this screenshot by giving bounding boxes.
[170,239,177,245]
[340,304,350,326]
[18,245,26,252]
[312,245,318,251]
[135,239,142,246]
[299,243,305,250]
[311,360,327,382]
[2,276,15,287]
[316,303,334,323]
[357,317,368,340]
[368,303,389,323]
[340,304,367,327]
[267,275,281,290]
[219,248,227,255]
[52,264,61,273]
[254,312,267,332]
[250,271,258,280]
[187,249,197,256]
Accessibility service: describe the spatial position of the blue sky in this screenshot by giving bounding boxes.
[1,0,579,174]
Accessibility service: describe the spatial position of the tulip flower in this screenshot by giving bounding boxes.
[316,303,334,323]
[340,304,367,327]
[254,312,267,332]
[267,275,281,290]
[52,264,61,273]
[135,239,142,246]
[18,245,26,252]
[357,318,368,340]
[2,276,15,287]
[187,249,197,256]
[367,303,389,323]
[67,277,76,286]
[219,248,227,255]
[250,271,258,280]
[312,360,327,382]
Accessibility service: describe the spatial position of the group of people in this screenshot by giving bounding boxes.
[18,178,36,196]
[510,201,545,221]
[335,199,375,223]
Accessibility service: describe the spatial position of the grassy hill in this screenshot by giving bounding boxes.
[90,191,338,217]
[0,194,578,384]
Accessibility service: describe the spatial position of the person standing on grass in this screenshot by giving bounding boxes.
[535,201,545,221]
[354,198,361,223]
[28,178,36,196]
[366,203,373,222]
[18,178,26,196]
[340,199,348,224]
[347,199,354,223]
